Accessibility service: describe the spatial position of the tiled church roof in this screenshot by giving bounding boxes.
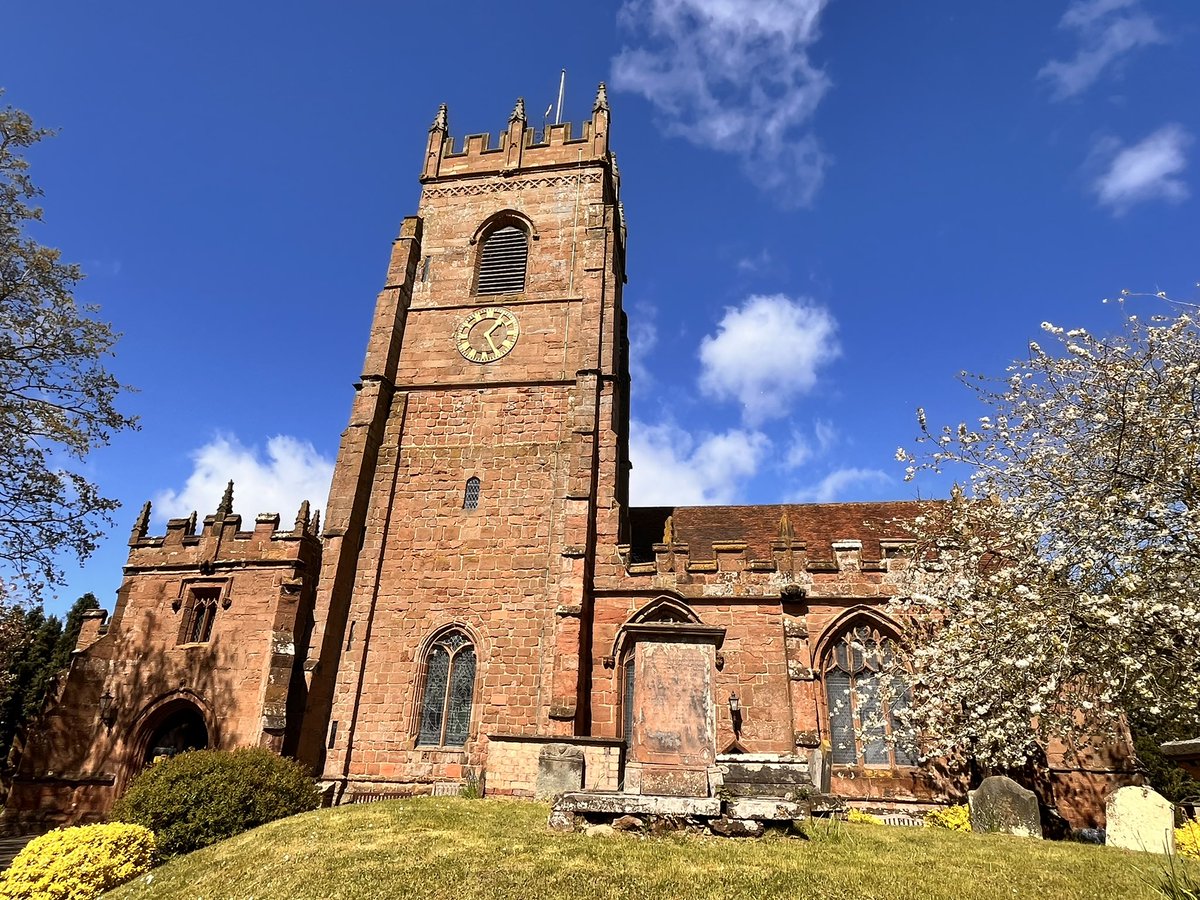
[628,501,935,563]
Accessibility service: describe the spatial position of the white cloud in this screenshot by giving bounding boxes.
[790,466,891,503]
[736,249,774,274]
[629,420,770,505]
[154,434,334,525]
[612,0,833,206]
[698,294,840,424]
[628,309,659,385]
[785,418,839,469]
[1091,124,1191,214]
[813,418,838,452]
[1039,0,1163,100]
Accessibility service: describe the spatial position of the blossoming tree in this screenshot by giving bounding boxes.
[892,303,1200,769]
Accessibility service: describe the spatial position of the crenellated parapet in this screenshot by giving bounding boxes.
[125,481,322,570]
[603,501,931,600]
[421,83,615,189]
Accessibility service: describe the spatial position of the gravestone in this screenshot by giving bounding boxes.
[1106,786,1174,854]
[968,776,1043,838]
[625,639,718,797]
[535,744,584,800]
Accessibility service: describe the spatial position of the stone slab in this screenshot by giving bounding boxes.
[725,798,807,820]
[968,776,1042,838]
[637,766,710,798]
[555,791,722,818]
[1107,786,1174,854]
[719,760,812,786]
[629,641,716,775]
[722,782,812,801]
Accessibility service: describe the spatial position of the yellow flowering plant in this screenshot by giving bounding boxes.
[925,804,972,832]
[0,822,156,900]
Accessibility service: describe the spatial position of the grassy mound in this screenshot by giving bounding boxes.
[108,797,1195,900]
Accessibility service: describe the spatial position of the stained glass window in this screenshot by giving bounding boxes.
[417,630,476,747]
[463,477,481,510]
[622,654,636,747]
[822,623,915,767]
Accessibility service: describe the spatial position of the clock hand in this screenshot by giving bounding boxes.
[484,319,502,354]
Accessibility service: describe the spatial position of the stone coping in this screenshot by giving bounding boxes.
[1161,738,1200,760]
[716,753,808,764]
[487,733,625,747]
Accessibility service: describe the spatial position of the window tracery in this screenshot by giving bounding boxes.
[417,630,477,747]
[823,622,916,767]
[180,587,219,644]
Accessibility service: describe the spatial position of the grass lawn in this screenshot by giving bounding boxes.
[108,797,1195,900]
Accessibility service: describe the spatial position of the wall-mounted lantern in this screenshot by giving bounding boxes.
[98,690,117,728]
[728,691,742,735]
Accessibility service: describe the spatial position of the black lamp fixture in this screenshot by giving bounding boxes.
[98,690,116,727]
[728,691,742,735]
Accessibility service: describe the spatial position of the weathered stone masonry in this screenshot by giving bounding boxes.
[3,87,1135,831]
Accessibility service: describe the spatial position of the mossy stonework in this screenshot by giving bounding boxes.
[2,89,1136,833]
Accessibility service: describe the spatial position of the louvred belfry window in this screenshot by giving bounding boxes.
[417,630,477,747]
[823,623,917,767]
[475,225,528,295]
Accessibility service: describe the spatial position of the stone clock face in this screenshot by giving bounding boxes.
[454,307,520,364]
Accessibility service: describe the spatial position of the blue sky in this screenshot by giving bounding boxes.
[5,0,1197,615]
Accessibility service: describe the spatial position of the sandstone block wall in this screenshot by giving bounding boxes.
[4,504,321,830]
[318,95,628,798]
[485,736,622,796]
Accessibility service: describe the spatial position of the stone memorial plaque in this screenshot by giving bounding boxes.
[627,640,716,796]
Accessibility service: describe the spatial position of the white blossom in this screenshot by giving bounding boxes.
[884,309,1200,769]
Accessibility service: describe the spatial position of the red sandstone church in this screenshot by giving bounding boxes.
[2,88,1134,831]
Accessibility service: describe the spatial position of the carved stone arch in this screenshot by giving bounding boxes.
[812,604,904,668]
[630,595,699,625]
[469,208,538,245]
[120,689,215,792]
[417,620,485,660]
[610,594,701,662]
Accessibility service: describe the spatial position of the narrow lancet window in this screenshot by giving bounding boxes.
[463,476,481,510]
[182,588,220,644]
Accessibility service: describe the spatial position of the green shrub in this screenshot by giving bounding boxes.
[111,747,319,856]
[0,822,155,900]
[925,804,972,832]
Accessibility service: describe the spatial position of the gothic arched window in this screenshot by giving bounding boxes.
[181,587,219,644]
[462,476,481,510]
[823,622,916,767]
[417,630,477,747]
[475,224,528,295]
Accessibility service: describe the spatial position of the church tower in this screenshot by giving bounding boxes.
[303,87,630,797]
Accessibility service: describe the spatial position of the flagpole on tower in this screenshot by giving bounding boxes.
[555,68,566,125]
